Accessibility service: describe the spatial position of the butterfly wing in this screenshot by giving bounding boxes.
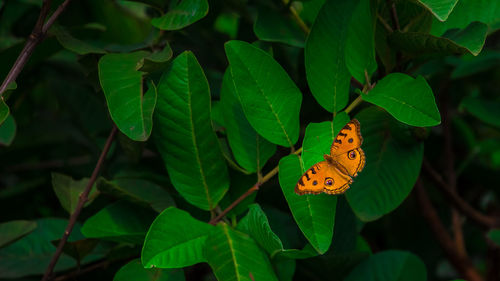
[329,119,366,177]
[295,161,353,195]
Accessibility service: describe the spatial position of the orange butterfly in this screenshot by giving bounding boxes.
[295,119,365,195]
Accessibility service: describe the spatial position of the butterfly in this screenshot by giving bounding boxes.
[295,119,365,195]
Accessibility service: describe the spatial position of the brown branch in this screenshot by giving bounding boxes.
[414,180,483,281]
[41,125,118,281]
[423,159,500,229]
[0,0,73,96]
[387,0,400,31]
[53,260,110,281]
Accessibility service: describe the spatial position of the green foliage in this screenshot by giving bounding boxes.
[154,51,229,210]
[225,40,302,147]
[305,0,360,113]
[114,259,185,281]
[362,73,440,127]
[0,220,37,248]
[204,224,279,281]
[1,0,499,280]
[142,207,214,268]
[151,0,209,30]
[344,250,427,281]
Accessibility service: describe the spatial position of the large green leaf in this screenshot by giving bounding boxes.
[142,207,215,268]
[301,112,350,170]
[51,173,98,214]
[305,0,360,113]
[237,204,317,259]
[220,69,276,173]
[390,21,488,56]
[204,223,279,281]
[450,51,500,79]
[81,201,156,244]
[0,97,8,125]
[0,114,16,146]
[237,204,283,257]
[225,40,302,147]
[254,7,305,48]
[154,51,229,210]
[51,25,106,55]
[344,250,426,281]
[488,229,500,247]
[431,0,500,36]
[416,0,459,21]
[362,73,441,127]
[278,154,337,254]
[151,0,208,30]
[0,218,82,278]
[345,107,424,221]
[461,96,500,128]
[99,51,157,141]
[114,259,185,281]
[345,0,377,84]
[97,178,175,212]
[0,220,37,248]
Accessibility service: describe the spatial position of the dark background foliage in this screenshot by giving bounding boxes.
[0,0,499,280]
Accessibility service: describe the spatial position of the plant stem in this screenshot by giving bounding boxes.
[289,5,310,34]
[41,125,118,281]
[345,96,363,114]
[0,0,73,96]
[414,180,483,281]
[209,147,303,225]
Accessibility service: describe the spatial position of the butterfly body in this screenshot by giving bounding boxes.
[295,119,365,195]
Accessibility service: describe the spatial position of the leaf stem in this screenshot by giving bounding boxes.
[41,125,117,281]
[344,96,363,114]
[282,0,310,34]
[209,147,303,225]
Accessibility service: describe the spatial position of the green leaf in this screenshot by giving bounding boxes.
[220,68,276,173]
[346,107,424,221]
[114,259,185,281]
[214,12,239,39]
[81,201,156,244]
[305,0,360,113]
[151,0,208,30]
[301,112,350,170]
[430,0,500,36]
[0,218,83,278]
[488,229,500,247]
[99,52,157,141]
[142,207,215,268]
[278,154,337,254]
[225,40,302,147]
[416,0,459,21]
[390,21,488,56]
[0,114,16,146]
[346,0,377,84]
[97,178,175,212]
[237,204,284,258]
[0,97,9,125]
[344,250,426,281]
[51,25,106,55]
[0,220,37,248]
[51,173,98,214]
[450,51,500,79]
[139,43,174,72]
[254,7,306,48]
[362,73,441,127]
[154,51,229,210]
[238,204,317,260]
[461,96,500,128]
[204,223,279,281]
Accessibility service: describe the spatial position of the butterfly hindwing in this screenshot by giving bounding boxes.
[330,119,366,177]
[295,161,352,195]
